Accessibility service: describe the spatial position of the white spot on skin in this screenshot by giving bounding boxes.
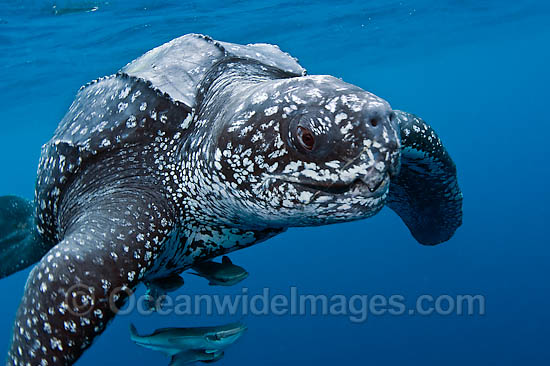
[131,90,142,102]
[118,102,128,113]
[252,92,268,104]
[126,115,137,128]
[119,86,131,99]
[340,122,354,135]
[298,191,314,203]
[325,97,338,113]
[64,320,77,333]
[264,106,278,116]
[291,95,306,105]
[335,112,347,124]
[50,337,63,351]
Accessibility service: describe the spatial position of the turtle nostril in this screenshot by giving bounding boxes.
[369,118,379,127]
[389,111,396,123]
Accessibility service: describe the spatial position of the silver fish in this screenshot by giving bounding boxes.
[190,256,249,286]
[129,322,247,365]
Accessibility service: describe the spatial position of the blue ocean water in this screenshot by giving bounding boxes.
[1,0,549,365]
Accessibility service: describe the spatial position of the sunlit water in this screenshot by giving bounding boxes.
[0,1,549,365]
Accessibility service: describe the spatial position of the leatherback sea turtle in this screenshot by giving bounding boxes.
[0,34,462,365]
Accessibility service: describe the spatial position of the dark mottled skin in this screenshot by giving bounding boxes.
[6,34,462,365]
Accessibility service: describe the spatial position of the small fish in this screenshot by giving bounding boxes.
[147,273,185,292]
[170,350,224,365]
[144,274,185,312]
[129,322,247,365]
[190,256,249,286]
[144,274,188,311]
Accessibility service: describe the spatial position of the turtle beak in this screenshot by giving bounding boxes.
[361,171,390,193]
[357,109,401,192]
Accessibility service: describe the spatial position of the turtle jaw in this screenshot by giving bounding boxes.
[292,174,390,201]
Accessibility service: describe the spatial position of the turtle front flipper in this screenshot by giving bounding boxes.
[387,110,463,245]
[7,190,175,366]
[0,196,52,278]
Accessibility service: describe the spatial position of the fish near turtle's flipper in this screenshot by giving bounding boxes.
[387,111,463,245]
[0,196,51,278]
[7,191,175,366]
[170,350,224,365]
[201,351,225,363]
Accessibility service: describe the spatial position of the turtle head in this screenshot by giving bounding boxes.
[208,75,401,227]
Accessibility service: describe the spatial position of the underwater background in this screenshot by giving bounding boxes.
[0,0,549,365]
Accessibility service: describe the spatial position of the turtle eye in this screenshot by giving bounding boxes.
[297,126,315,151]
